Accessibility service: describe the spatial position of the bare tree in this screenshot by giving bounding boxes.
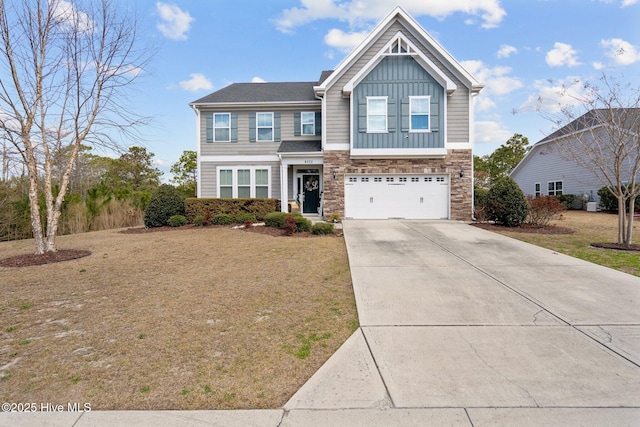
[544,73,640,246]
[0,0,152,254]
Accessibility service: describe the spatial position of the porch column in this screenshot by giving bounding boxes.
[280,162,288,213]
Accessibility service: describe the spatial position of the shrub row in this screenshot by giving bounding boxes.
[598,186,640,212]
[184,198,279,223]
[264,212,312,233]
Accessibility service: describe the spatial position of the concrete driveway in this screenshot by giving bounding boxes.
[285,220,640,425]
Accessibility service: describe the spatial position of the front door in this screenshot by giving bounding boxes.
[302,174,320,214]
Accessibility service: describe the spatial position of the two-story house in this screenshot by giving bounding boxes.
[189,7,483,220]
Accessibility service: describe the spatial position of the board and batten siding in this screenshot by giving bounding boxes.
[324,20,470,148]
[199,161,281,199]
[353,55,444,149]
[199,108,320,157]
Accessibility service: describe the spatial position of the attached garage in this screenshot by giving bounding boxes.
[344,174,449,219]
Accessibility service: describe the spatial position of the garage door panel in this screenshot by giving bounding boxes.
[345,174,449,219]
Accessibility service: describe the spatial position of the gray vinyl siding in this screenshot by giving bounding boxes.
[199,107,320,157]
[353,56,444,149]
[324,20,470,147]
[511,143,605,202]
[199,161,281,199]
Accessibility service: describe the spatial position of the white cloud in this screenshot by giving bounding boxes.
[324,28,370,52]
[600,38,640,65]
[597,0,638,6]
[51,0,94,33]
[519,77,590,114]
[179,73,213,92]
[251,76,266,83]
[474,121,513,145]
[496,44,517,59]
[461,60,522,112]
[275,0,506,34]
[592,61,604,70]
[545,42,581,67]
[156,2,194,41]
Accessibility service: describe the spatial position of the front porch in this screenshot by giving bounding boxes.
[277,141,324,217]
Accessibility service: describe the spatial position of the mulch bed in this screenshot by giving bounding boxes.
[472,222,575,235]
[0,249,92,268]
[590,242,640,251]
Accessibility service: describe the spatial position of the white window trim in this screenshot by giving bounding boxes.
[301,111,315,136]
[535,182,541,197]
[216,166,272,198]
[257,112,274,142]
[547,180,563,196]
[367,96,388,133]
[214,113,231,142]
[409,96,431,133]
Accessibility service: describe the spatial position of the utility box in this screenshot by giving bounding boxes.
[586,202,598,212]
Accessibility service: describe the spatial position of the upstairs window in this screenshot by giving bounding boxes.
[367,97,387,132]
[409,96,430,132]
[257,113,274,141]
[214,113,231,141]
[301,112,315,135]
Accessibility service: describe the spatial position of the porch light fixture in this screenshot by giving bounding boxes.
[333,170,337,180]
[459,169,464,178]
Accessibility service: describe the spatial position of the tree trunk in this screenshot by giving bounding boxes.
[26,159,45,254]
[626,196,636,246]
[617,195,626,245]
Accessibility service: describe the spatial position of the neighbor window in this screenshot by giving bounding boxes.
[301,112,315,135]
[548,181,563,196]
[219,169,233,198]
[257,113,274,141]
[409,96,430,131]
[535,183,541,197]
[214,113,231,142]
[367,97,387,132]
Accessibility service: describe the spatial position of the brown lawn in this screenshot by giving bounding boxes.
[0,226,358,410]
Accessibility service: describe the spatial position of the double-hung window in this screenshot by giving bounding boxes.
[257,113,274,141]
[367,97,387,132]
[219,169,233,198]
[535,183,541,197]
[301,112,315,135]
[237,169,251,198]
[214,113,231,141]
[409,96,430,132]
[255,169,269,198]
[548,181,563,196]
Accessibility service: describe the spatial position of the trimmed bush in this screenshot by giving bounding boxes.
[486,176,528,227]
[144,185,185,228]
[283,215,297,235]
[555,194,581,210]
[168,215,187,227]
[193,215,205,226]
[212,213,234,225]
[312,223,334,235]
[235,212,257,224]
[184,198,279,223]
[295,216,312,232]
[474,185,489,222]
[526,196,565,227]
[265,212,288,228]
[598,185,640,212]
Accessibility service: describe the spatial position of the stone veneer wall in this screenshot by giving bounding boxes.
[322,149,473,221]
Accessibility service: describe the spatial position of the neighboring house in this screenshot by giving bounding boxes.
[189,7,483,220]
[511,108,640,204]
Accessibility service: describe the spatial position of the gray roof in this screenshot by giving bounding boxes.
[277,140,322,153]
[539,108,640,144]
[191,70,335,105]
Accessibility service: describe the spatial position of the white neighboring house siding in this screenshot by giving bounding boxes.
[511,141,605,202]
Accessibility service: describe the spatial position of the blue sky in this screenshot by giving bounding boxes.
[125,0,640,177]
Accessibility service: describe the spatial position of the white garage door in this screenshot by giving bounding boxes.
[344,174,449,219]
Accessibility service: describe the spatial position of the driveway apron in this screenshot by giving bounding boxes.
[286,220,640,425]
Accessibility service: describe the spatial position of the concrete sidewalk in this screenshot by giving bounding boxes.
[3,220,640,426]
